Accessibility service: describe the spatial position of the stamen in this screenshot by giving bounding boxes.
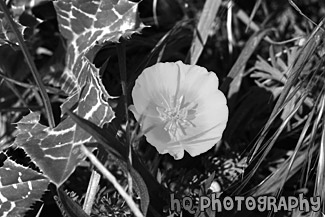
[156,95,195,141]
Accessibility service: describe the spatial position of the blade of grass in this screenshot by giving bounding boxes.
[233,92,308,195]
[288,0,318,27]
[246,61,322,184]
[253,91,321,197]
[301,94,325,191]
[233,74,306,157]
[227,0,233,56]
[249,67,317,159]
[300,85,325,190]
[153,0,159,27]
[236,7,260,32]
[252,145,318,197]
[245,0,262,33]
[273,72,325,197]
[187,0,221,65]
[0,0,55,128]
[280,98,320,190]
[251,19,325,159]
[236,7,302,45]
[220,28,272,97]
[270,18,324,118]
[312,96,325,216]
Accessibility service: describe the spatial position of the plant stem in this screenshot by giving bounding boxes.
[0,0,55,128]
[116,40,133,196]
[80,145,143,217]
[83,170,101,214]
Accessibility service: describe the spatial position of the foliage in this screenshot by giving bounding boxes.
[1,0,325,217]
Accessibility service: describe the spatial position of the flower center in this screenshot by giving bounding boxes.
[156,95,195,141]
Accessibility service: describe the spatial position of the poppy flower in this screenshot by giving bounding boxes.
[129,61,228,160]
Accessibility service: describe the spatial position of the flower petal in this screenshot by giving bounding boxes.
[130,61,228,159]
[136,113,185,159]
[132,62,184,113]
[182,94,228,156]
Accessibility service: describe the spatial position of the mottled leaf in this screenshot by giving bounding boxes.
[13,84,112,186]
[0,158,49,217]
[53,0,144,95]
[14,0,143,186]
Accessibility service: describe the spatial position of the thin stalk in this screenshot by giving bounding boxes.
[0,71,67,96]
[116,40,133,196]
[80,145,143,217]
[83,170,101,214]
[0,0,55,128]
[0,106,42,112]
[3,79,28,107]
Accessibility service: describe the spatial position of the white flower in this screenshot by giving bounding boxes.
[130,61,228,160]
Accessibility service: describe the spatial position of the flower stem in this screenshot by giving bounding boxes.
[0,0,55,128]
[83,170,100,214]
[116,39,133,196]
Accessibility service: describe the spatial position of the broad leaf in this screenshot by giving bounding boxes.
[0,158,49,217]
[14,112,87,186]
[14,0,143,186]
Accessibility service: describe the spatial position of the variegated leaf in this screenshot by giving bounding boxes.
[0,158,49,217]
[13,69,114,186]
[13,112,85,185]
[14,0,143,186]
[53,0,143,95]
